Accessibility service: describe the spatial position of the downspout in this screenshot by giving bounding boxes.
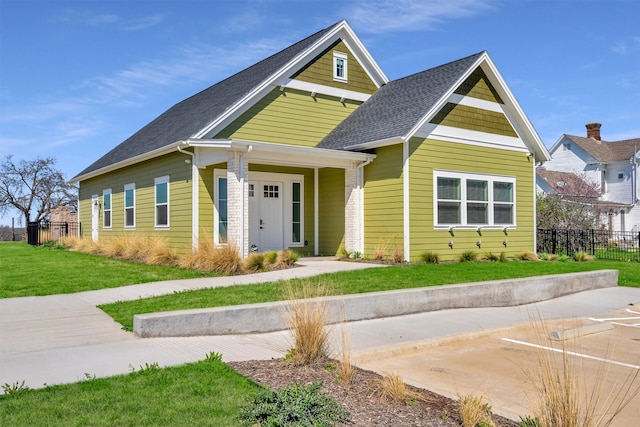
[239,145,253,257]
[355,157,374,254]
[177,143,198,250]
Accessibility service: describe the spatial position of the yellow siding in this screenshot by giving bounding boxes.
[430,103,517,137]
[197,164,216,243]
[363,145,404,257]
[292,40,378,94]
[78,152,194,253]
[318,168,345,256]
[214,88,361,147]
[455,68,503,103]
[408,137,535,261]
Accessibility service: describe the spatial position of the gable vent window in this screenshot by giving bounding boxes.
[333,52,348,82]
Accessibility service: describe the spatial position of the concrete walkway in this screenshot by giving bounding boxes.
[1,258,639,397]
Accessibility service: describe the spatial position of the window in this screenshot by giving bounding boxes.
[333,52,348,82]
[124,183,135,228]
[434,171,515,227]
[217,177,228,244]
[618,172,624,180]
[103,189,112,228]
[263,184,279,198]
[155,176,169,228]
[292,182,301,243]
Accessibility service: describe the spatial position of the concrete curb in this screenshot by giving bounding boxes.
[133,269,618,338]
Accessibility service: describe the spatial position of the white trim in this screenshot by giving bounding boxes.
[213,171,228,246]
[154,175,170,229]
[433,170,516,228]
[102,188,112,229]
[403,139,410,260]
[333,51,348,82]
[280,79,371,102]
[415,124,529,152]
[191,163,199,249]
[124,183,136,229]
[314,168,319,255]
[447,93,504,113]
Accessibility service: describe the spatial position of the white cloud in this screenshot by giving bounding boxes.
[123,14,165,31]
[343,0,495,33]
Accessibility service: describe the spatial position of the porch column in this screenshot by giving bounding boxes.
[344,164,359,254]
[227,151,249,258]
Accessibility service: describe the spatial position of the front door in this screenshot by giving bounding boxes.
[249,181,284,252]
[91,194,99,242]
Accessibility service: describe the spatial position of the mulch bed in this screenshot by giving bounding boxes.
[229,358,519,426]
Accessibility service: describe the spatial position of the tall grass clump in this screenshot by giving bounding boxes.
[276,249,299,268]
[335,324,354,384]
[573,251,594,262]
[515,250,539,261]
[378,372,423,406]
[458,393,496,427]
[241,252,265,272]
[458,250,477,263]
[282,280,330,366]
[373,237,391,261]
[522,316,640,427]
[180,239,240,274]
[419,251,440,264]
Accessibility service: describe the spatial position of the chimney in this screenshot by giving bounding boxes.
[586,122,602,141]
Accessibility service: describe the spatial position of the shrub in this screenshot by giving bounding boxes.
[514,250,539,261]
[392,248,404,263]
[180,240,240,274]
[263,250,278,267]
[458,250,477,263]
[458,393,495,427]
[282,281,330,366]
[276,249,299,268]
[573,251,594,262]
[378,372,422,406]
[483,252,499,262]
[242,252,265,272]
[420,251,440,264]
[240,381,349,427]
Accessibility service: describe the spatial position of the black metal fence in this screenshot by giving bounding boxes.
[537,228,640,262]
[27,221,81,246]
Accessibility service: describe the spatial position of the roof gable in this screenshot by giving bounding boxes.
[73,20,387,181]
[562,134,640,162]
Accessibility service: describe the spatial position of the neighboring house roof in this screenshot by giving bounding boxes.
[73,21,344,180]
[561,134,640,162]
[536,169,600,198]
[317,52,484,150]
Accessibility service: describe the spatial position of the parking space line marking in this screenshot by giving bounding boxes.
[501,338,640,370]
[610,322,640,328]
[626,309,640,315]
[589,316,640,322]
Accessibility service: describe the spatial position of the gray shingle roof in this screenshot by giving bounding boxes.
[73,21,341,179]
[565,134,640,162]
[316,51,485,150]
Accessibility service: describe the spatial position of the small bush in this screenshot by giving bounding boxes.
[276,249,299,268]
[420,251,440,264]
[378,372,422,406]
[458,250,477,263]
[458,393,495,427]
[240,381,349,427]
[483,252,499,262]
[242,252,265,272]
[573,251,594,262]
[263,250,278,266]
[392,248,404,263]
[514,250,539,261]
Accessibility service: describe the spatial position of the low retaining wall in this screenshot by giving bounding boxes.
[133,270,618,338]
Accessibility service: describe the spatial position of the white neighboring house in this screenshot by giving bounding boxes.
[538,122,640,232]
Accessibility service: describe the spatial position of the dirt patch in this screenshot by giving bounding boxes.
[229,358,518,426]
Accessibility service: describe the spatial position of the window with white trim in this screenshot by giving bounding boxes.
[103,189,112,229]
[333,51,348,82]
[292,182,302,243]
[216,176,228,244]
[435,171,515,227]
[155,176,169,228]
[124,183,135,228]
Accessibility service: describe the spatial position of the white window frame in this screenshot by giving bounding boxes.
[333,51,348,82]
[433,170,516,228]
[102,188,112,229]
[154,176,170,229]
[124,183,136,229]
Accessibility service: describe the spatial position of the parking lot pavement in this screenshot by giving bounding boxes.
[357,306,640,425]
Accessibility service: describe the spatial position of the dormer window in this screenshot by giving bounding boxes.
[333,52,348,82]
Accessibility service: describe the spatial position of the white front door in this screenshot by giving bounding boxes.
[249,181,284,252]
[91,194,99,242]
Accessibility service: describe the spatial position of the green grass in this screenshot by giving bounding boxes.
[101,259,640,331]
[0,242,216,298]
[0,359,261,426]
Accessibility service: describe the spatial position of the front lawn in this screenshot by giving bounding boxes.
[0,358,260,426]
[101,259,640,331]
[0,242,215,298]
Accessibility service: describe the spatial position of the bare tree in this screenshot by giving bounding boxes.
[0,155,77,226]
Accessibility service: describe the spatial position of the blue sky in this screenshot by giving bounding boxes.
[1,0,639,224]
